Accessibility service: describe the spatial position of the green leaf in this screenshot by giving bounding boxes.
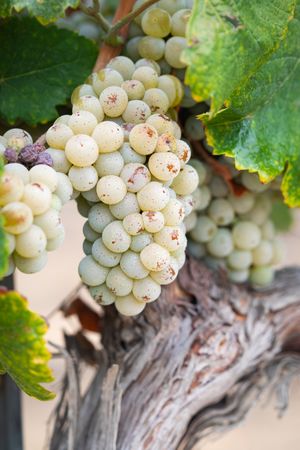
[0,17,98,125]
[0,0,80,24]
[0,290,55,401]
[271,199,294,232]
[0,159,9,279]
[183,0,295,112]
[191,0,300,207]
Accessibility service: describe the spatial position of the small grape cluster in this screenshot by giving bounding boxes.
[0,130,73,275]
[124,0,196,107]
[1,128,53,168]
[186,157,284,287]
[44,55,199,315]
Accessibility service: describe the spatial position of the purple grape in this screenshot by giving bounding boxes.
[34,143,46,154]
[18,145,38,165]
[4,147,18,163]
[35,152,53,167]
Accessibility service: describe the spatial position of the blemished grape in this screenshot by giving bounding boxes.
[140,242,170,271]
[106,266,133,296]
[29,165,58,192]
[0,173,24,206]
[123,213,144,235]
[68,110,97,135]
[122,100,151,124]
[89,284,116,306]
[129,123,158,155]
[171,165,199,195]
[121,80,145,100]
[72,95,104,122]
[100,86,128,117]
[22,182,52,215]
[92,238,121,268]
[96,175,127,205]
[46,123,74,149]
[146,113,174,135]
[3,163,30,184]
[137,181,170,211]
[162,199,185,226]
[143,88,170,113]
[133,276,161,302]
[2,201,33,235]
[142,211,165,233]
[4,128,33,151]
[102,221,131,253]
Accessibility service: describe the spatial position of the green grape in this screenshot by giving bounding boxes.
[184,116,205,141]
[250,266,274,287]
[164,37,187,68]
[124,37,142,62]
[171,9,191,36]
[141,8,172,38]
[138,36,166,61]
[207,228,233,258]
[189,215,217,243]
[208,198,235,226]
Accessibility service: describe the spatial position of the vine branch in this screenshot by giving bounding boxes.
[80,0,110,32]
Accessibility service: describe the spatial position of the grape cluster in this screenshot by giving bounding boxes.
[1,128,53,168]
[0,159,72,276]
[44,55,199,315]
[186,157,284,287]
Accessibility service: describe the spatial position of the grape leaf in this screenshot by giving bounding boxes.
[0,0,79,24]
[182,0,295,112]
[0,290,55,401]
[0,159,9,279]
[0,17,98,125]
[199,1,300,206]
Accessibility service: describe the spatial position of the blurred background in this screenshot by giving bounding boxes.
[16,202,300,450]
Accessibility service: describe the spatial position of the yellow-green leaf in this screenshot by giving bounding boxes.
[0,290,55,401]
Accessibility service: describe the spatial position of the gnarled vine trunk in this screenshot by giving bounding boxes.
[50,258,300,450]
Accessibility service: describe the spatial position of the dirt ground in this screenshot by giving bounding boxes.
[17,202,300,450]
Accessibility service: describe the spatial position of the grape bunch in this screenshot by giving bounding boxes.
[0,159,72,276]
[186,157,284,287]
[44,55,199,315]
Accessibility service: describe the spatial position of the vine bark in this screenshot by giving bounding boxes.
[50,258,300,450]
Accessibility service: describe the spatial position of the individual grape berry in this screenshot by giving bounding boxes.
[109,192,140,219]
[96,175,127,205]
[14,251,48,274]
[106,266,133,296]
[78,255,109,287]
[140,242,170,271]
[107,56,136,80]
[132,66,159,89]
[18,145,39,166]
[120,250,149,279]
[102,220,131,253]
[142,211,165,233]
[92,121,124,153]
[141,8,172,38]
[91,68,124,95]
[150,256,178,285]
[100,86,128,117]
[138,36,166,61]
[3,128,33,151]
[120,163,151,193]
[2,201,33,235]
[115,294,145,316]
[15,225,47,258]
[92,238,121,268]
[68,166,98,192]
[129,123,158,155]
[22,182,52,215]
[121,80,145,100]
[164,37,187,68]
[0,173,24,206]
[4,148,18,163]
[35,152,53,167]
[65,134,99,167]
[137,181,170,211]
[123,213,144,235]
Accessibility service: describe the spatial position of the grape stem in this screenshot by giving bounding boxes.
[93,0,160,71]
[191,140,246,196]
[79,0,110,32]
[105,0,160,43]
